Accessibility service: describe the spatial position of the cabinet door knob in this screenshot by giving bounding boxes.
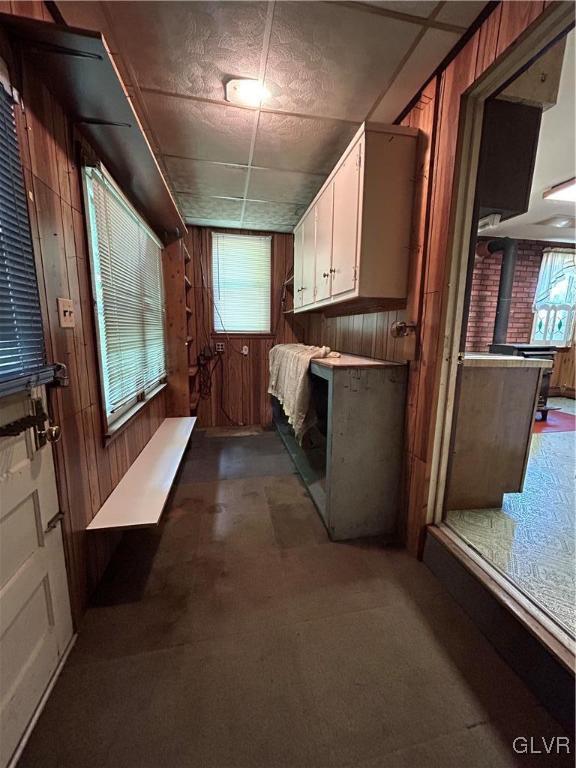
[329,268,336,274]
[323,272,329,278]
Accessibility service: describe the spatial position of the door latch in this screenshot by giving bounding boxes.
[0,398,50,441]
[45,510,65,532]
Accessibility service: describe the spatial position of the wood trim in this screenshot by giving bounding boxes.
[103,382,167,446]
[428,525,575,673]
[162,239,189,416]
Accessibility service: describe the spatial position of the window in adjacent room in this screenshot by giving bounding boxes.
[0,83,47,392]
[83,166,166,431]
[211,232,272,334]
[531,248,576,344]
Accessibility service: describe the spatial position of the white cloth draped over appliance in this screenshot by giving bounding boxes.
[268,343,340,442]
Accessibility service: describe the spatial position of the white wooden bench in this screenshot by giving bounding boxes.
[86,417,196,531]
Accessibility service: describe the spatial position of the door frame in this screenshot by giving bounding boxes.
[428,3,576,528]
[424,4,576,662]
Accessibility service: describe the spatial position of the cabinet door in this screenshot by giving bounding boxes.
[331,139,361,297]
[315,183,334,302]
[293,222,304,309]
[301,210,316,307]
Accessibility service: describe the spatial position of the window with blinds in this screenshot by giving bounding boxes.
[211,232,272,333]
[83,166,166,429]
[0,86,46,389]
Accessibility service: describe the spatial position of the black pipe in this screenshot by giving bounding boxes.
[489,237,518,345]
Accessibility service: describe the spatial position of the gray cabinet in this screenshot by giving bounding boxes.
[275,355,407,541]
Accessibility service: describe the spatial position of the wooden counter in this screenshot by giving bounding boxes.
[444,354,550,510]
[311,353,402,369]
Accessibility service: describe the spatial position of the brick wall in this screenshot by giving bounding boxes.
[466,239,575,352]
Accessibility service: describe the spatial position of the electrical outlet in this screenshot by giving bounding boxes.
[215,342,225,353]
[57,297,75,328]
[241,345,249,356]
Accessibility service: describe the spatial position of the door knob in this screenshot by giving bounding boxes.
[38,424,62,444]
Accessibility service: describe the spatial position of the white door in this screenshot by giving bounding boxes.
[0,389,73,768]
[315,184,334,303]
[331,138,362,297]
[301,210,316,307]
[293,222,304,310]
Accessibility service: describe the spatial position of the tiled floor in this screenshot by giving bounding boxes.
[19,429,571,768]
[446,398,576,639]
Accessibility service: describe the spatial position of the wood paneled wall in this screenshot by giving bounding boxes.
[0,1,170,623]
[550,346,575,398]
[185,226,304,427]
[401,0,556,553]
[163,239,190,416]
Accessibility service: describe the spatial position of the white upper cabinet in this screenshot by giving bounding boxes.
[315,183,334,303]
[293,221,304,310]
[292,123,417,315]
[300,210,316,307]
[331,139,361,298]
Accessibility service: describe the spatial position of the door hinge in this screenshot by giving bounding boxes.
[353,265,358,282]
[356,146,362,170]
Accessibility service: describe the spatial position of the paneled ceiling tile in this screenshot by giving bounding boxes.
[144,92,254,164]
[248,167,325,205]
[243,200,305,231]
[165,157,248,198]
[371,27,461,122]
[435,1,487,28]
[264,1,420,121]
[177,194,243,222]
[254,113,359,175]
[362,2,439,19]
[102,0,267,100]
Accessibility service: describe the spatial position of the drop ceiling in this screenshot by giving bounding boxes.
[57,0,487,233]
[482,30,576,243]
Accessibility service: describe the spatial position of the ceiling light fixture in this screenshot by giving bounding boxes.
[543,177,576,202]
[225,78,269,108]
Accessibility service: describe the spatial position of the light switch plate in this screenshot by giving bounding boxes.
[57,297,75,328]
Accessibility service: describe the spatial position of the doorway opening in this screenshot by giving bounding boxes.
[428,9,575,661]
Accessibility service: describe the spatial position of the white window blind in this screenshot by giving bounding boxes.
[0,86,46,388]
[212,232,271,333]
[83,166,166,428]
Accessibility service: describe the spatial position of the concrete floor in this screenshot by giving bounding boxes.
[19,429,571,768]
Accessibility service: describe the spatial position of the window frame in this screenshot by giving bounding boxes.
[530,247,576,346]
[209,230,274,337]
[82,164,167,438]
